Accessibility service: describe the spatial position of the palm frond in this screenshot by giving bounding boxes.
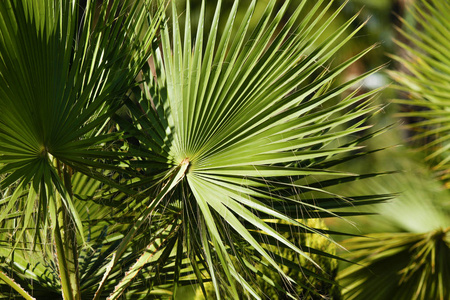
[0,0,162,236]
[0,0,163,298]
[107,0,390,298]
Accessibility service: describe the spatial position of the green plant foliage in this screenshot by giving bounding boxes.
[109,0,390,298]
[0,0,162,299]
[336,153,450,300]
[337,0,450,289]
[0,0,391,299]
[0,172,198,299]
[250,219,340,299]
[339,229,450,300]
[389,0,450,187]
[0,0,162,244]
[195,219,340,299]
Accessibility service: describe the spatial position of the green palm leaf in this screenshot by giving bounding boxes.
[105,0,390,298]
[0,0,162,298]
[0,0,162,231]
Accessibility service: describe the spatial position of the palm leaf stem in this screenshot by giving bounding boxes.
[0,270,36,300]
[51,163,81,300]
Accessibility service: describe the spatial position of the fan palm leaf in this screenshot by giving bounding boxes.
[0,0,162,298]
[97,0,392,298]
